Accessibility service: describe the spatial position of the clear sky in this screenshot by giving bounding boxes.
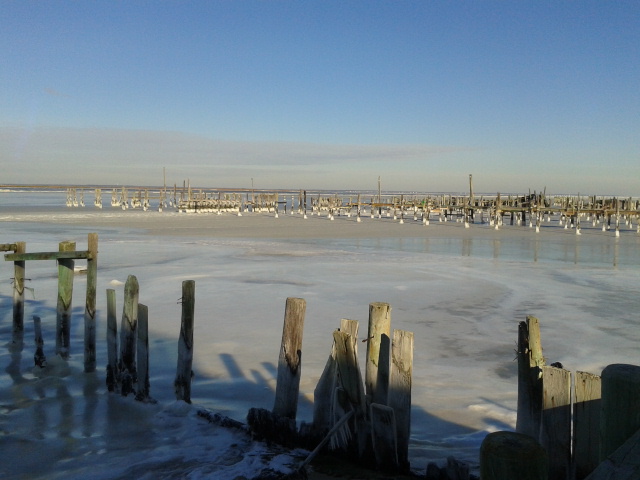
[1,1,639,194]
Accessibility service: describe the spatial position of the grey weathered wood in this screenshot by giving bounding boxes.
[370,403,398,471]
[366,302,391,406]
[333,330,366,415]
[540,365,571,480]
[516,316,545,439]
[175,280,195,403]
[106,288,118,392]
[575,371,602,479]
[12,242,25,336]
[136,304,150,401]
[119,274,139,395]
[480,431,547,480]
[585,427,640,480]
[389,329,413,472]
[600,364,640,462]
[33,315,46,368]
[273,297,306,419]
[5,250,92,261]
[84,233,98,372]
[56,241,75,358]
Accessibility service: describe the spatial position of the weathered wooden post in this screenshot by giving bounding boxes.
[370,403,398,471]
[366,302,391,407]
[12,242,26,336]
[56,241,76,358]
[33,315,46,367]
[175,280,195,403]
[599,364,640,462]
[119,275,139,395]
[540,365,571,480]
[84,233,98,372]
[136,304,151,401]
[106,288,118,392]
[389,329,413,472]
[516,316,545,439]
[574,371,601,479]
[480,431,548,480]
[273,297,306,419]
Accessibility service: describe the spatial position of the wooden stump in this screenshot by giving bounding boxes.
[56,241,76,358]
[480,431,547,480]
[600,364,640,461]
[273,297,306,419]
[175,280,195,403]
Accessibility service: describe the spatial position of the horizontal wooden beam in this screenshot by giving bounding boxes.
[4,251,92,261]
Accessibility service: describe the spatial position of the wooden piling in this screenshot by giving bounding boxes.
[119,274,139,395]
[599,364,640,462]
[574,371,601,479]
[12,242,26,336]
[366,302,391,406]
[56,241,76,358]
[388,329,413,472]
[540,365,571,480]
[273,297,306,419]
[370,403,398,471]
[33,315,46,368]
[136,304,150,401]
[84,233,98,372]
[106,288,118,392]
[175,280,195,403]
[516,316,545,439]
[480,431,548,480]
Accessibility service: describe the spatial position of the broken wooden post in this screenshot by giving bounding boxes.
[273,297,306,419]
[84,233,98,372]
[574,371,601,480]
[175,280,195,403]
[33,315,46,368]
[388,329,413,472]
[119,274,139,395]
[136,304,150,401]
[13,242,26,336]
[56,241,76,358]
[516,316,545,439]
[599,364,640,462]
[366,302,391,407]
[480,431,547,480]
[540,365,571,480]
[106,288,118,392]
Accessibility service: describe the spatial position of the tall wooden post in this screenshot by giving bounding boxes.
[516,316,545,439]
[119,274,139,394]
[389,329,413,472]
[574,371,601,479]
[56,241,76,358]
[106,288,118,392]
[175,280,195,403]
[273,297,306,419]
[84,233,98,372]
[366,302,391,406]
[12,242,26,336]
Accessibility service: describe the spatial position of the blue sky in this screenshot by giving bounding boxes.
[1,1,639,194]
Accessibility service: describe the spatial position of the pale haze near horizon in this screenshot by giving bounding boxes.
[1,2,638,195]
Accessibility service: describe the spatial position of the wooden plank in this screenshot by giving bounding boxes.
[389,329,413,472]
[56,241,75,358]
[600,364,640,462]
[366,302,391,406]
[83,233,98,372]
[575,371,602,479]
[5,250,92,261]
[540,365,572,480]
[175,280,195,403]
[273,297,306,419]
[106,288,118,392]
[370,403,398,471]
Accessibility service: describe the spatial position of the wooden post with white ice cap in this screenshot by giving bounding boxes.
[273,297,306,419]
[175,280,195,403]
